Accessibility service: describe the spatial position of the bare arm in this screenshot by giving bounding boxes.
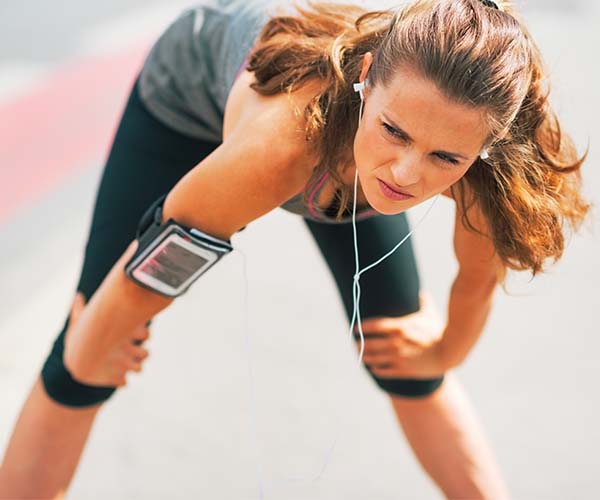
[438,187,504,370]
[65,85,318,384]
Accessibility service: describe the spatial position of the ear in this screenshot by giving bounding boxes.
[359,52,374,92]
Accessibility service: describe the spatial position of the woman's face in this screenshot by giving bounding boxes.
[353,59,490,214]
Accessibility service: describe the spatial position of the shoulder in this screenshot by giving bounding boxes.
[224,68,326,165]
[164,80,321,239]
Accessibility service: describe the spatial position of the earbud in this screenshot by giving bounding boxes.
[479,149,489,160]
[353,79,368,101]
[242,68,442,497]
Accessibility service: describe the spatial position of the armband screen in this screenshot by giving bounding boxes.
[137,238,210,288]
[129,230,220,297]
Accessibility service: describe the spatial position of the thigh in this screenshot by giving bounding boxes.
[303,213,444,398]
[77,79,220,298]
[41,77,220,407]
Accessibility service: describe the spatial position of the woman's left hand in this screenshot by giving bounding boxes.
[353,292,447,379]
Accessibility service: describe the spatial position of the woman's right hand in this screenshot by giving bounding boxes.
[63,292,150,387]
[62,239,172,388]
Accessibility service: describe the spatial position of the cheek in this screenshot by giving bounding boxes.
[449,164,472,183]
[426,166,469,192]
[353,127,371,167]
[354,124,386,165]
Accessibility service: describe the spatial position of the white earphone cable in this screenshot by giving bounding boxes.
[239,78,439,498]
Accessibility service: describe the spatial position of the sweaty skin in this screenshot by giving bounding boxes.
[352,53,490,214]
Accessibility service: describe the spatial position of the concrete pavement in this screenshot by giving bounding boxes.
[1,2,598,498]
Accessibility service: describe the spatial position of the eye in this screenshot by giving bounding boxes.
[435,153,459,166]
[380,120,460,167]
[380,121,407,141]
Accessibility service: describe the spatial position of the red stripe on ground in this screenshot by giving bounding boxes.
[0,41,152,224]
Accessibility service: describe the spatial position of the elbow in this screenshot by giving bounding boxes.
[454,270,499,297]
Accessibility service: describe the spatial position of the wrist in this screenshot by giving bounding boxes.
[101,241,175,317]
[436,333,463,371]
[118,269,174,313]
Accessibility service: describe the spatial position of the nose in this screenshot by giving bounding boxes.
[390,152,422,187]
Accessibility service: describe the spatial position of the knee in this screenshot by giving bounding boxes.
[367,369,445,399]
[40,321,118,408]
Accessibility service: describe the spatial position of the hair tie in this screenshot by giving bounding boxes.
[479,0,500,9]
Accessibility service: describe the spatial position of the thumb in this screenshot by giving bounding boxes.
[69,292,86,324]
[419,291,435,310]
[354,317,381,334]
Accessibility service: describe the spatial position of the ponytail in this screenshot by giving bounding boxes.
[458,21,591,282]
[247,0,592,284]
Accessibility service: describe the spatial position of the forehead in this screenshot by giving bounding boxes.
[372,67,490,154]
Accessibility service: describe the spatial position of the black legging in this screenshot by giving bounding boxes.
[41,77,444,408]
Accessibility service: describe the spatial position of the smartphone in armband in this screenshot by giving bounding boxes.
[124,195,233,298]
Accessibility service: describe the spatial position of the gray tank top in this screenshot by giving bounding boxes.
[137,0,377,224]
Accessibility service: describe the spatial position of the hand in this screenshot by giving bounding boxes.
[353,292,447,379]
[64,292,151,387]
[63,241,155,387]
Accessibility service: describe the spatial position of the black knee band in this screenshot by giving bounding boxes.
[41,317,117,408]
[368,371,445,398]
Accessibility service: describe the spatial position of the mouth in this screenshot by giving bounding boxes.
[377,179,414,200]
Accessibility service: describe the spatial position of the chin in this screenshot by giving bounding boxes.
[368,200,406,216]
[381,206,410,216]
[367,192,417,215]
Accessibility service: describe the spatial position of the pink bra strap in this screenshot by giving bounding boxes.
[307,171,330,218]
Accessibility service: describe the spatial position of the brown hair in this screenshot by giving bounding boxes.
[246,0,591,282]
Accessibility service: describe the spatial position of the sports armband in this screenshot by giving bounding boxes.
[124,194,233,298]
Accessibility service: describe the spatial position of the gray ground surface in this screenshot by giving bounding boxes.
[1,1,598,499]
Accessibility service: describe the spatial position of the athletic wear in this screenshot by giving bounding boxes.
[138,0,279,143]
[138,0,377,224]
[40,1,445,406]
[40,79,444,407]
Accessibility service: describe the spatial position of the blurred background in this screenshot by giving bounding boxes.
[0,1,597,499]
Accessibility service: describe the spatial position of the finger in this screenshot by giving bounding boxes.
[355,338,391,352]
[362,353,394,366]
[361,340,421,363]
[353,332,388,342]
[369,366,399,379]
[354,319,382,334]
[131,326,151,344]
[105,365,128,387]
[131,335,148,346]
[124,359,143,373]
[69,292,86,323]
[126,344,150,361]
[419,291,436,310]
[356,345,390,358]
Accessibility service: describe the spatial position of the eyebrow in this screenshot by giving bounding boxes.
[381,112,470,160]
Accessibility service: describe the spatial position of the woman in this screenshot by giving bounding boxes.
[0,0,589,498]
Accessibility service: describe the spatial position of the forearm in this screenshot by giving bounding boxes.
[439,272,498,370]
[87,240,174,327]
[64,240,175,383]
